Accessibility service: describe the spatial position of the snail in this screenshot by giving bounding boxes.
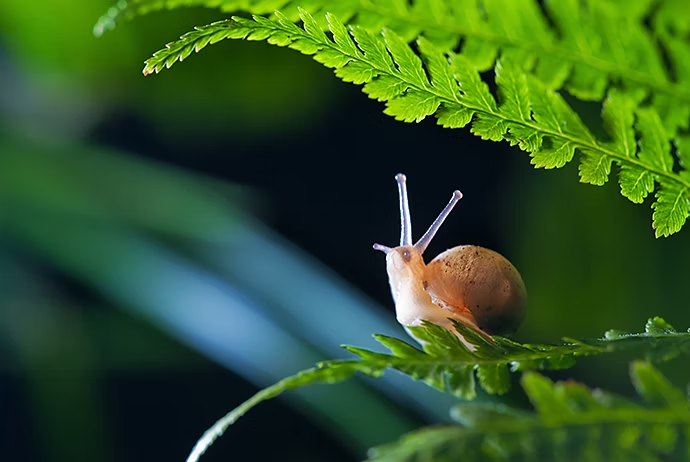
[373,174,527,345]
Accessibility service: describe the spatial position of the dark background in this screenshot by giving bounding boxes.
[1,3,689,461]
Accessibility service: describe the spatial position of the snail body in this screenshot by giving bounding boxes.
[373,174,527,343]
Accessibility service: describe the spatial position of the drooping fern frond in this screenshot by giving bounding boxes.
[95,0,690,134]
[186,317,690,461]
[368,361,690,461]
[136,10,690,235]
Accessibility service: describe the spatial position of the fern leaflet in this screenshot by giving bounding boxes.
[138,10,690,235]
[368,361,690,461]
[186,317,690,461]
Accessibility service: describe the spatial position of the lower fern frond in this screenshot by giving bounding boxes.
[186,317,690,461]
[368,361,690,462]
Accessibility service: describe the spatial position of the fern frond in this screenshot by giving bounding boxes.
[97,0,690,132]
[140,10,690,235]
[368,361,690,462]
[186,317,690,461]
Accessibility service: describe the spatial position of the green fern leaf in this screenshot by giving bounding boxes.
[495,60,531,123]
[475,364,510,395]
[637,108,674,172]
[617,107,673,204]
[620,163,655,204]
[632,362,687,409]
[368,361,690,462]
[578,151,613,187]
[531,139,575,169]
[450,53,497,112]
[185,317,690,461]
[136,10,690,235]
[383,90,440,123]
[652,182,690,237]
[436,104,473,129]
[603,90,637,158]
[469,114,507,142]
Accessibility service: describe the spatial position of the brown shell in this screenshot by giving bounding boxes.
[423,245,527,335]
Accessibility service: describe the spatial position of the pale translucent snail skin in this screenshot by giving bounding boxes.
[374,174,527,347]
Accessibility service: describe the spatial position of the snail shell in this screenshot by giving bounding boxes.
[425,246,526,336]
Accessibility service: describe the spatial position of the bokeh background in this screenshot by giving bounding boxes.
[1,2,689,461]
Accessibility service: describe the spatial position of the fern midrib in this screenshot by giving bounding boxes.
[359,0,690,102]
